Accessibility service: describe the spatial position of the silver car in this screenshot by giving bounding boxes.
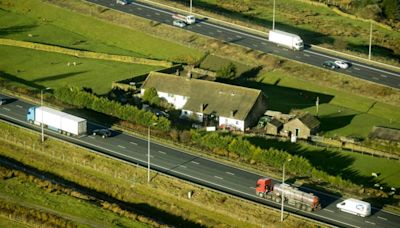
[173,20,186,28]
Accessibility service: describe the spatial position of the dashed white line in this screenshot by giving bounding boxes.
[323,209,334,213]
[209,32,214,35]
[146,14,151,17]
[365,221,375,225]
[191,161,199,165]
[214,176,223,180]
[196,24,202,27]
[236,35,242,38]
[2,107,10,111]
[118,145,126,149]
[226,172,234,175]
[249,187,256,189]
[380,74,387,78]
[179,165,187,168]
[129,142,137,145]
[217,29,222,33]
[303,53,310,57]
[261,42,267,45]
[16,105,23,108]
[158,150,166,155]
[372,77,379,81]
[377,216,387,221]
[295,56,301,59]
[353,67,360,71]
[252,44,258,47]
[155,12,160,15]
[88,136,95,139]
[137,7,142,10]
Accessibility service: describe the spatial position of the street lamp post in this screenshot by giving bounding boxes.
[190,0,192,14]
[41,87,50,142]
[148,123,157,183]
[272,0,276,30]
[281,158,291,222]
[368,20,372,61]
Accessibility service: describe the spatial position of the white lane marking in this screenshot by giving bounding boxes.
[217,29,222,33]
[236,35,241,38]
[179,165,187,168]
[354,67,360,71]
[191,161,199,165]
[0,113,367,228]
[323,209,334,213]
[2,107,10,111]
[209,31,214,35]
[295,56,301,59]
[118,145,126,149]
[377,216,387,221]
[16,105,23,108]
[88,136,95,139]
[282,48,289,51]
[304,53,310,57]
[155,12,160,15]
[146,14,151,17]
[196,24,202,27]
[130,142,137,145]
[226,172,234,175]
[261,42,267,45]
[380,74,387,78]
[214,176,223,180]
[158,150,166,155]
[365,221,375,225]
[372,77,379,81]
[249,187,256,189]
[252,44,258,47]
[137,7,142,10]
[304,49,400,77]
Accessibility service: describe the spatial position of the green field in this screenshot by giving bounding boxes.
[0,45,162,94]
[0,175,148,227]
[0,0,203,61]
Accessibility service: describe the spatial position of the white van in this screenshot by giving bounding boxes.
[336,198,371,217]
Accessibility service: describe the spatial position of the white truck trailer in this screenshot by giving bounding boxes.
[27,106,87,136]
[336,198,371,217]
[268,30,304,51]
[172,14,196,24]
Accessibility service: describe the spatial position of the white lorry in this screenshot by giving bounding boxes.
[268,30,304,51]
[27,106,87,136]
[336,198,371,217]
[172,14,196,24]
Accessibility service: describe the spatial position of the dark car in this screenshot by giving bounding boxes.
[0,98,6,105]
[92,129,112,138]
[322,60,338,69]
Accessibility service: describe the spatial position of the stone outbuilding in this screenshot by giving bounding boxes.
[265,118,283,135]
[282,113,320,139]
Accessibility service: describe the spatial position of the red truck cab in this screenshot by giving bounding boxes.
[256,178,273,197]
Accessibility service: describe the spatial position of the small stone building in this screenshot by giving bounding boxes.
[282,113,320,139]
[265,118,283,135]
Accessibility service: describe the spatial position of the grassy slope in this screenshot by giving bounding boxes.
[257,71,400,138]
[0,217,26,228]
[0,177,148,227]
[0,0,203,61]
[0,45,161,94]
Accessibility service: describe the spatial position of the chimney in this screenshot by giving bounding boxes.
[200,104,204,112]
[230,110,234,118]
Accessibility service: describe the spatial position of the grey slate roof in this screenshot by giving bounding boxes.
[298,113,320,129]
[141,72,263,120]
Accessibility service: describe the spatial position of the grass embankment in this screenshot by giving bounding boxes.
[146,0,400,66]
[0,0,203,61]
[0,121,319,227]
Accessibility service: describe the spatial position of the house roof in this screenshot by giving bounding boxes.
[268,118,283,128]
[141,72,263,120]
[297,113,320,129]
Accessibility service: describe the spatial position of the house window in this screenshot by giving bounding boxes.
[236,121,239,125]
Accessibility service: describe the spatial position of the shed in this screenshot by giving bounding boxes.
[283,113,320,139]
[265,118,283,135]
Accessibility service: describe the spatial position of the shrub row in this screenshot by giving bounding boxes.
[53,86,171,131]
[0,38,173,67]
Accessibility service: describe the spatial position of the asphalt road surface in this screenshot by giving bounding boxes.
[87,0,400,89]
[1,94,400,227]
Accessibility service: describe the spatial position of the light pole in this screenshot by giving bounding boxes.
[41,87,51,142]
[148,122,157,183]
[272,0,276,30]
[368,20,372,61]
[190,0,192,14]
[281,158,291,222]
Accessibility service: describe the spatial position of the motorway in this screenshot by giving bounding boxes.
[1,94,400,227]
[87,0,400,89]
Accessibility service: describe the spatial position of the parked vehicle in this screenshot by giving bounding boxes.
[92,129,112,138]
[322,60,338,69]
[172,14,196,24]
[116,0,130,5]
[268,30,304,51]
[256,177,320,211]
[334,60,350,69]
[27,106,87,136]
[336,198,371,217]
[173,20,186,28]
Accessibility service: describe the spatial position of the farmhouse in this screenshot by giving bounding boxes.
[141,72,267,131]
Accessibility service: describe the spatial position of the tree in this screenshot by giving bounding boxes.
[216,62,237,79]
[142,87,158,103]
[382,0,400,20]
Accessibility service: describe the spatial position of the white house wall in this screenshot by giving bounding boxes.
[219,116,244,131]
[141,89,188,109]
